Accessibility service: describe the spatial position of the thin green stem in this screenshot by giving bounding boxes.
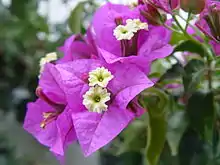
[175,13,206,39]
[173,15,185,34]
[185,11,192,31]
[207,60,213,90]
[173,14,214,60]
[163,23,183,35]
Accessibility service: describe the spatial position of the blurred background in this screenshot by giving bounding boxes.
[0,0,206,165]
[0,0,106,165]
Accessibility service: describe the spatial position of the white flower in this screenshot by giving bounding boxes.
[88,67,114,88]
[126,19,148,32]
[128,1,138,9]
[113,19,148,40]
[83,86,111,113]
[39,52,58,76]
[128,0,138,9]
[113,25,135,40]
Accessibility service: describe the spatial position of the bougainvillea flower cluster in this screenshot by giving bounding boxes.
[23,0,220,162]
[23,2,172,158]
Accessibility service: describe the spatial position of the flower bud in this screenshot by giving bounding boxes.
[204,3,220,42]
[144,0,180,13]
[169,0,180,11]
[180,0,206,14]
[140,4,167,25]
[138,0,144,5]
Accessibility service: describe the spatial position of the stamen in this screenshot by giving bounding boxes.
[36,87,65,129]
[40,112,59,129]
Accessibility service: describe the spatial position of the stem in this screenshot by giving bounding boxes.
[173,15,185,34]
[173,14,214,61]
[173,15,197,41]
[207,59,213,90]
[163,23,183,35]
[185,11,192,31]
[175,13,206,40]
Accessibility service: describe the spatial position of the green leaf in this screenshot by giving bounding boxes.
[100,152,143,165]
[150,59,170,76]
[159,63,184,83]
[170,31,187,45]
[10,0,37,19]
[183,59,205,93]
[179,129,208,165]
[174,40,206,57]
[142,88,168,165]
[10,0,28,18]
[118,121,146,154]
[146,111,166,165]
[186,92,214,136]
[29,12,49,33]
[68,2,85,33]
[167,111,188,156]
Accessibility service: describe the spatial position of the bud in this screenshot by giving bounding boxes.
[138,0,144,5]
[180,0,206,14]
[204,3,220,42]
[169,0,180,11]
[140,4,167,25]
[144,0,180,13]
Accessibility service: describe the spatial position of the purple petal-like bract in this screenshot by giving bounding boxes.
[23,64,77,156]
[92,3,173,72]
[54,59,153,156]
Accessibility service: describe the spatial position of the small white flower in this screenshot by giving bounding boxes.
[113,19,148,40]
[113,25,135,40]
[128,1,138,9]
[126,19,148,32]
[39,52,58,76]
[88,67,114,88]
[83,86,111,113]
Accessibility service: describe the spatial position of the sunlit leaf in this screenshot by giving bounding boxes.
[167,111,188,156]
[68,2,86,33]
[118,121,146,154]
[174,40,206,57]
[142,88,168,165]
[186,92,214,136]
[183,59,205,93]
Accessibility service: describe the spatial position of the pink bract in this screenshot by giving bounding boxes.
[54,59,154,156]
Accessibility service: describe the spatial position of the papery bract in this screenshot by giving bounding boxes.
[58,31,98,63]
[23,63,77,156]
[54,59,154,156]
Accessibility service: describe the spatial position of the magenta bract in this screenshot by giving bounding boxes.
[54,59,154,156]
[23,64,77,156]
